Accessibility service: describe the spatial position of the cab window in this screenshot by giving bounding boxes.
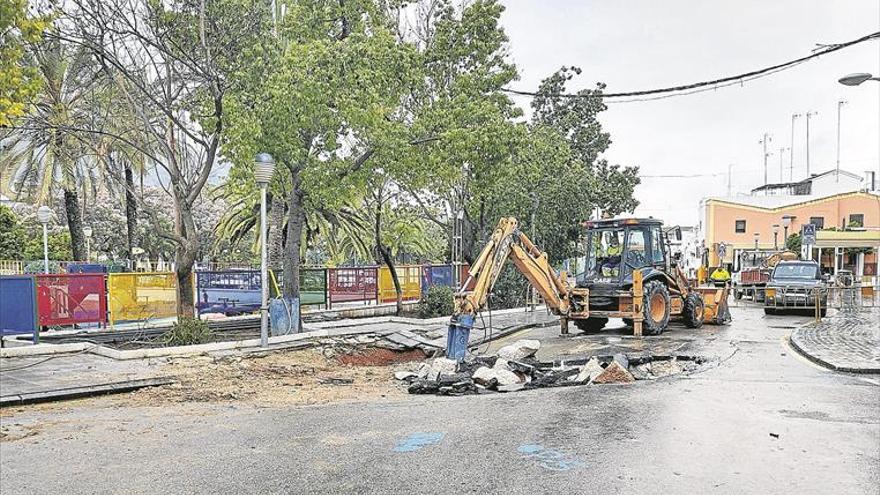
[650,227,664,264]
[625,229,647,268]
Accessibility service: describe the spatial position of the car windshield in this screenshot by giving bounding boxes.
[773,264,817,279]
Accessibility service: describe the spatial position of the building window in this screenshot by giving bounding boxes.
[848,214,864,228]
[735,220,746,233]
[809,217,824,229]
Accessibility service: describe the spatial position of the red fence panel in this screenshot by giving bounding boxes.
[328,267,378,303]
[36,274,107,326]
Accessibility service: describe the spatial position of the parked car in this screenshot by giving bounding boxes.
[764,260,827,316]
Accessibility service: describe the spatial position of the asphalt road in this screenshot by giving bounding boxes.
[2,306,878,494]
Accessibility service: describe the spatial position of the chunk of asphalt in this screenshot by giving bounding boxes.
[611,353,629,369]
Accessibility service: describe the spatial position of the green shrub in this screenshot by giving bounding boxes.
[418,285,455,318]
[163,318,213,346]
[488,264,530,310]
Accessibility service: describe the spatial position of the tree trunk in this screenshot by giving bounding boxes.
[124,162,138,259]
[282,169,304,299]
[172,188,198,319]
[267,192,284,270]
[373,204,403,315]
[64,188,86,261]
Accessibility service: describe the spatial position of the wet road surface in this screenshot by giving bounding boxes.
[2,306,878,494]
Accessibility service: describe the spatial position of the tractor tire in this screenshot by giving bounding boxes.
[574,317,608,334]
[734,289,743,300]
[682,293,705,329]
[641,280,670,336]
[764,307,776,315]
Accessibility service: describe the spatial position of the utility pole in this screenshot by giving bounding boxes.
[778,147,789,183]
[836,100,847,182]
[790,113,801,181]
[759,133,772,186]
[727,164,733,196]
[805,111,817,177]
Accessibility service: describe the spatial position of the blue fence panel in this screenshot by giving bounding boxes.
[66,263,108,274]
[422,265,455,293]
[196,270,263,316]
[0,275,37,337]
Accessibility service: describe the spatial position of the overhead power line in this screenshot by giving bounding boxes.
[503,31,880,101]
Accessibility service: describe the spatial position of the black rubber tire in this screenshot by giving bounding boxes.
[764,307,775,315]
[622,318,633,327]
[574,317,608,333]
[682,293,704,329]
[734,289,742,300]
[641,280,670,336]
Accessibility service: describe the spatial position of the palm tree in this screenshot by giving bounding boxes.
[0,39,101,261]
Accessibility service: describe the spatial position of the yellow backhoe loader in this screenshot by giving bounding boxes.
[446,217,730,359]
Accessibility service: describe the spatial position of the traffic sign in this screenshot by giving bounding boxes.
[802,223,816,246]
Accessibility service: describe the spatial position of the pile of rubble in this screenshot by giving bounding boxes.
[396,339,709,396]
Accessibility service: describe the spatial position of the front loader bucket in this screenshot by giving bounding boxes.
[446,314,475,361]
[695,286,732,325]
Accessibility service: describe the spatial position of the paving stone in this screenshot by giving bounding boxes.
[789,308,880,373]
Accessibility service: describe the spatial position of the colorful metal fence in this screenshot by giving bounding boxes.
[422,265,455,293]
[300,268,328,306]
[196,270,262,316]
[0,275,37,336]
[328,267,378,304]
[378,265,422,303]
[108,272,177,324]
[36,274,106,326]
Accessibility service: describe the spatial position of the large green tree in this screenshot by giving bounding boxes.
[0,0,47,126]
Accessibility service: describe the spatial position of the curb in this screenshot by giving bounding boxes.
[0,377,174,407]
[788,323,880,375]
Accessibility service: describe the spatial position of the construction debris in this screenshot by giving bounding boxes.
[400,348,711,395]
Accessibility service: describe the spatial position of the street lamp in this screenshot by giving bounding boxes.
[772,224,780,250]
[753,232,760,252]
[254,152,275,348]
[838,73,880,86]
[781,215,793,244]
[83,226,93,263]
[36,206,53,273]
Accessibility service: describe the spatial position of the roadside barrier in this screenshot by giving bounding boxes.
[328,267,378,305]
[1,262,478,332]
[378,265,422,303]
[36,274,106,326]
[0,275,38,338]
[107,272,178,325]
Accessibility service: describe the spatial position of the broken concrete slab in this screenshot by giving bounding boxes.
[570,357,604,383]
[497,383,525,393]
[472,367,497,387]
[393,371,418,381]
[496,339,541,361]
[592,361,635,384]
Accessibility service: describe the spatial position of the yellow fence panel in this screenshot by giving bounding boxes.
[108,272,178,324]
[378,265,422,303]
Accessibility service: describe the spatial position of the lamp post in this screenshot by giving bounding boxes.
[753,232,759,252]
[83,226,93,263]
[37,206,53,273]
[772,224,780,250]
[782,215,793,248]
[254,152,275,348]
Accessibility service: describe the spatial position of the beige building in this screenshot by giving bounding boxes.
[698,170,880,284]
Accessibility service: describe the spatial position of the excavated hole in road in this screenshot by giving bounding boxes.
[402,353,716,396]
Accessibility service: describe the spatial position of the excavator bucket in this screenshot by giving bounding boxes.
[694,285,732,325]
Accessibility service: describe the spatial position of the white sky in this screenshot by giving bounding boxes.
[500,0,880,226]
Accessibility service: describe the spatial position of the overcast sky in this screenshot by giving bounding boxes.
[500,0,880,226]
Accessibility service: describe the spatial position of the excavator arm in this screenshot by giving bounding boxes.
[446,217,574,359]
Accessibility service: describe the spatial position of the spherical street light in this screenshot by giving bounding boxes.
[83,226,93,238]
[838,73,879,86]
[254,152,276,187]
[37,205,53,224]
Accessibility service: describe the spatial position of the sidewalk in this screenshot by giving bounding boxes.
[0,307,558,404]
[790,307,880,373]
